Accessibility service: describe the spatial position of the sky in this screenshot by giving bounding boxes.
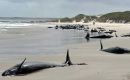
[0,0,130,18]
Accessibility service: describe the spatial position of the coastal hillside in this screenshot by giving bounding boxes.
[98,11,130,23]
[71,14,97,22]
[53,11,130,23]
[55,14,97,22]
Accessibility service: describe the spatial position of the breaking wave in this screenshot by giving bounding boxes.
[0,22,32,28]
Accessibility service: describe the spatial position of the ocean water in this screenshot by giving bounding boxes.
[0,20,89,56]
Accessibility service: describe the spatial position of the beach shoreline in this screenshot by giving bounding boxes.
[0,22,130,80]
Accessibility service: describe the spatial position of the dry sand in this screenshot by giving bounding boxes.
[1,22,130,80]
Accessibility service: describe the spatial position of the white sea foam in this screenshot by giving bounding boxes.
[0,22,57,29]
[0,22,32,28]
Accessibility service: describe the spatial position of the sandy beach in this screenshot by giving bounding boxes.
[0,22,130,80]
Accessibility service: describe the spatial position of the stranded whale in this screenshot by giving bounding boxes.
[2,49,86,76]
[100,40,130,54]
[85,32,113,39]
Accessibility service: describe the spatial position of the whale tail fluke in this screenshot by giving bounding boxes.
[64,49,73,66]
[115,33,118,37]
[85,32,90,39]
[85,32,90,42]
[100,40,103,50]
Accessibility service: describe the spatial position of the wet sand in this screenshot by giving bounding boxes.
[0,22,130,80]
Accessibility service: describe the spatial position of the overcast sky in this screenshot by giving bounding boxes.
[0,0,130,17]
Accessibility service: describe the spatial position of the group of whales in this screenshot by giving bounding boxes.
[2,40,130,76]
[85,27,130,54]
[85,32,118,40]
[2,50,86,76]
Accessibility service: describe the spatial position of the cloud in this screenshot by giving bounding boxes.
[4,0,42,3]
[0,0,130,17]
[5,0,63,4]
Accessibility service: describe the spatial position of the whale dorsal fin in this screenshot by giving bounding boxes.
[115,33,118,37]
[64,49,73,65]
[16,58,26,74]
[85,32,90,38]
[100,40,103,50]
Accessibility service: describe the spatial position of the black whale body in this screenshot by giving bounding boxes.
[85,33,113,39]
[121,34,130,37]
[100,40,130,54]
[2,50,86,76]
[102,47,130,54]
[2,61,65,76]
[90,34,113,38]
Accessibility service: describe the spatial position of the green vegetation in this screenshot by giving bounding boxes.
[52,11,130,23]
[72,14,86,22]
[98,11,130,23]
[59,14,97,22]
[60,17,72,22]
